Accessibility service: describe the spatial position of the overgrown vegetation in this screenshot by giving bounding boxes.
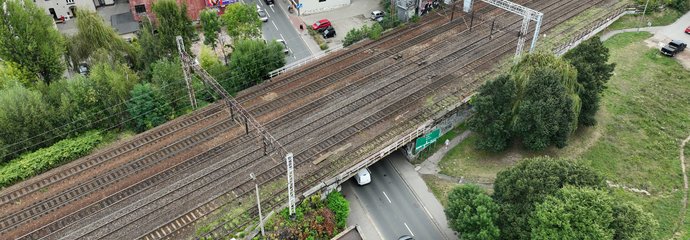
[0,131,103,188]
[469,39,614,152]
[262,191,349,239]
[445,157,658,240]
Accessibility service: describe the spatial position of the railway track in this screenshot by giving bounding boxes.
[1,0,614,238]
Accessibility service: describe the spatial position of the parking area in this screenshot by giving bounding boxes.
[300,0,382,47]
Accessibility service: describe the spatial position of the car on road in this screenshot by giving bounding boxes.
[322,26,336,38]
[398,235,414,240]
[257,6,268,22]
[354,168,371,185]
[276,39,289,54]
[312,19,331,32]
[685,25,690,34]
[371,10,384,22]
[264,0,274,5]
[660,40,686,57]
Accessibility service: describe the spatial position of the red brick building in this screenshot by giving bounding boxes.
[130,0,207,21]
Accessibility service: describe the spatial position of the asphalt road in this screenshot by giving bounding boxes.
[349,158,443,240]
[242,0,312,64]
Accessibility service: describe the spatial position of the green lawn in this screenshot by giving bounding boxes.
[607,9,684,30]
[429,32,690,239]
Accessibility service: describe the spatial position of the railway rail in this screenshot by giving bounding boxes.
[0,0,616,239]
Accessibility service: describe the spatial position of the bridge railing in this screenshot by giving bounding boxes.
[268,45,344,79]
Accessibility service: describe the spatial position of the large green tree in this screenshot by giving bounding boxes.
[221,3,261,41]
[200,9,222,48]
[513,67,575,150]
[127,83,172,131]
[227,39,285,91]
[468,75,516,152]
[88,63,139,126]
[563,36,615,126]
[611,202,658,240]
[67,9,136,68]
[137,17,161,75]
[152,0,195,55]
[446,184,500,240]
[529,186,614,240]
[150,59,188,112]
[0,0,65,84]
[0,83,55,162]
[493,157,605,240]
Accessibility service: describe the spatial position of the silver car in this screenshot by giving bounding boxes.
[258,9,268,22]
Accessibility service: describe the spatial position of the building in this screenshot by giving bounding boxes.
[129,0,208,21]
[33,0,98,21]
[292,0,350,15]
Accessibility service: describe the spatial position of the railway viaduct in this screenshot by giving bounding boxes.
[0,0,625,239]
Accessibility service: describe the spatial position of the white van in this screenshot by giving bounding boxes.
[354,168,371,185]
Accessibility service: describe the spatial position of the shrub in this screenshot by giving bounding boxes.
[368,23,384,40]
[326,191,349,230]
[0,131,103,188]
[319,43,329,50]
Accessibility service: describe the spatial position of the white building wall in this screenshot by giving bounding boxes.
[299,0,350,15]
[33,0,96,20]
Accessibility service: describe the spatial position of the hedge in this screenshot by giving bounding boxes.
[0,131,103,188]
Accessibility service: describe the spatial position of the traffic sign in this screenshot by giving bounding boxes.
[414,129,441,153]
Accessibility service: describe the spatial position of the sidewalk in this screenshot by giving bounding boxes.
[389,152,457,240]
[275,0,322,54]
[417,131,471,176]
[600,26,663,41]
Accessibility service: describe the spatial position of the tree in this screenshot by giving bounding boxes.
[563,36,615,126]
[127,83,172,131]
[493,157,605,240]
[67,9,136,68]
[200,9,221,48]
[137,17,161,75]
[0,83,55,162]
[326,191,349,230]
[611,202,658,240]
[152,0,195,55]
[150,59,188,112]
[468,75,516,152]
[445,184,500,240]
[513,67,575,150]
[530,186,614,240]
[0,0,65,84]
[227,39,285,91]
[88,62,139,126]
[221,3,261,41]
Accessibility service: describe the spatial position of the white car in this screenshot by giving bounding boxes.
[276,39,289,54]
[354,168,371,185]
[258,8,268,22]
[371,10,384,22]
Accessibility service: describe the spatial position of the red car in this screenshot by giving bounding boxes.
[685,25,690,34]
[312,19,331,32]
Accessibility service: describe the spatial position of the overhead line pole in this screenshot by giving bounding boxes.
[176,36,296,215]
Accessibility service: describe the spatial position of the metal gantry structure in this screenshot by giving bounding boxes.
[463,0,544,59]
[176,36,297,215]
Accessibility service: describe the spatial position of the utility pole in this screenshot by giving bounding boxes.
[176,37,197,109]
[450,1,456,22]
[638,0,650,32]
[250,173,265,236]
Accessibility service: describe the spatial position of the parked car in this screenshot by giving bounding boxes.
[685,25,690,34]
[257,6,268,22]
[322,26,336,38]
[660,40,687,57]
[371,10,384,22]
[354,168,371,185]
[312,19,331,32]
[276,39,289,54]
[264,0,274,5]
[398,236,414,240]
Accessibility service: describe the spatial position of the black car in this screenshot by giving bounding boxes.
[322,26,336,39]
[264,0,273,5]
[660,40,687,57]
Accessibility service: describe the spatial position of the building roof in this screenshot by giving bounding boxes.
[111,11,140,34]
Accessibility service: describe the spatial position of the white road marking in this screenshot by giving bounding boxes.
[272,21,278,31]
[280,33,285,40]
[265,11,270,17]
[423,206,433,219]
[270,4,274,12]
[382,191,392,203]
[404,222,415,236]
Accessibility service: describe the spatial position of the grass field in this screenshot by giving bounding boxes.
[607,9,684,30]
[429,32,690,239]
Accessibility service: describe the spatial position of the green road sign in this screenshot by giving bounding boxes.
[414,129,441,153]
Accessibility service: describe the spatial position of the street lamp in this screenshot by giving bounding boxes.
[250,173,265,236]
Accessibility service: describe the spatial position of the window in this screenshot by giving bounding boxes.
[135,4,146,13]
[66,0,74,4]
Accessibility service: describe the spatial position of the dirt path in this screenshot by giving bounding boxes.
[675,134,690,237]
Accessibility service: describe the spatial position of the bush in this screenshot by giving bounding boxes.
[343,27,367,47]
[368,23,384,40]
[127,83,173,132]
[0,131,103,188]
[319,43,329,50]
[326,191,349,230]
